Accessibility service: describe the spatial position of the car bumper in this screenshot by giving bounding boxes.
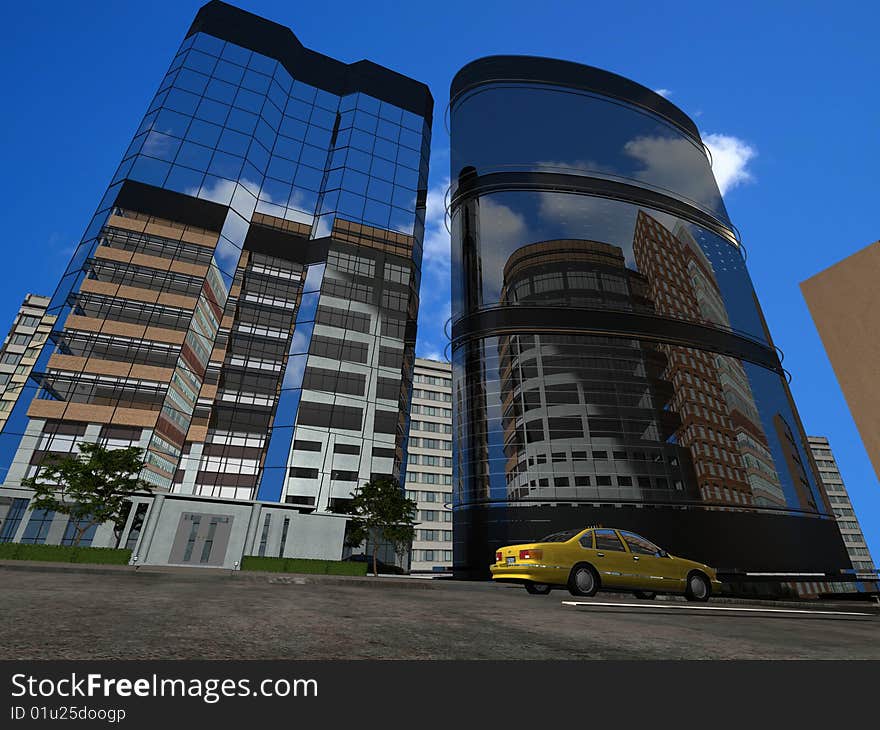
[490,563,566,585]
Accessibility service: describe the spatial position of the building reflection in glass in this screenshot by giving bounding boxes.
[498,239,698,503]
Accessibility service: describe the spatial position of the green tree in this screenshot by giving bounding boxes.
[344,477,417,576]
[21,442,153,546]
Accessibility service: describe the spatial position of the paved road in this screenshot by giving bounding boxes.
[2,566,878,659]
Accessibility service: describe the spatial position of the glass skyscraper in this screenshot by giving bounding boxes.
[0,1,432,518]
[449,56,852,590]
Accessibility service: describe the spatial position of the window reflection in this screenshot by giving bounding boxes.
[452,84,729,222]
[452,199,821,513]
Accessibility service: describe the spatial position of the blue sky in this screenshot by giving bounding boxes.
[2,0,879,565]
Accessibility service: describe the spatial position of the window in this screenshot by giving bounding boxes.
[620,531,662,556]
[378,345,403,368]
[20,509,55,544]
[293,440,322,452]
[548,417,582,440]
[309,334,368,364]
[384,262,411,284]
[62,516,97,546]
[321,276,373,304]
[258,513,271,557]
[594,529,625,552]
[17,315,40,328]
[333,443,360,455]
[381,289,409,312]
[315,305,370,333]
[373,410,399,434]
[0,498,29,542]
[303,367,366,396]
[376,377,401,400]
[327,249,375,277]
[381,316,407,339]
[124,502,149,551]
[297,401,362,431]
[279,517,291,557]
[289,467,318,479]
[579,531,594,549]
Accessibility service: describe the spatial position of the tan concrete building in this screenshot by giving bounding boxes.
[801,240,880,480]
[0,295,55,435]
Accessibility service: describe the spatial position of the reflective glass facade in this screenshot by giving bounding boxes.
[0,2,432,514]
[450,57,851,584]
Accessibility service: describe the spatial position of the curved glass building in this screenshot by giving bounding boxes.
[449,56,851,588]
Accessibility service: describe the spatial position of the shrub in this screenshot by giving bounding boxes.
[0,543,131,565]
[325,561,369,576]
[241,556,368,576]
[240,556,287,573]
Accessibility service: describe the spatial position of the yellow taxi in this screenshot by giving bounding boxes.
[491,527,722,601]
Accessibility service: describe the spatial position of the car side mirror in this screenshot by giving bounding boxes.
[658,550,669,558]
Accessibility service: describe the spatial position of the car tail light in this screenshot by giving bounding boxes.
[519,549,543,561]
[496,551,502,562]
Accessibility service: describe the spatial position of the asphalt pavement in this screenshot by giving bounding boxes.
[1,564,878,659]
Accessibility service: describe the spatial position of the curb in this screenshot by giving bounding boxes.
[0,560,434,590]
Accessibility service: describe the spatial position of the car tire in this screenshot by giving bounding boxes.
[524,582,552,595]
[685,572,711,602]
[568,564,599,597]
[634,590,657,600]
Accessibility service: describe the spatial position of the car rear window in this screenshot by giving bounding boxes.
[540,529,580,542]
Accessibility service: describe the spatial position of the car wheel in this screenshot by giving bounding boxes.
[685,572,711,602]
[568,564,599,597]
[634,590,657,600]
[524,582,552,595]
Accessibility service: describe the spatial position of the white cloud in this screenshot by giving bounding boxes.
[623,134,724,210]
[422,178,450,271]
[702,133,757,195]
[416,175,453,362]
[418,349,445,362]
[654,88,672,98]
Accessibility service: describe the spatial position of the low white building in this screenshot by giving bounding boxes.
[0,485,348,568]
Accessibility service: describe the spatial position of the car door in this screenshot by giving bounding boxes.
[591,528,631,588]
[619,531,667,591]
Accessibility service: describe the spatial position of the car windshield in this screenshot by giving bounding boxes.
[540,529,581,543]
